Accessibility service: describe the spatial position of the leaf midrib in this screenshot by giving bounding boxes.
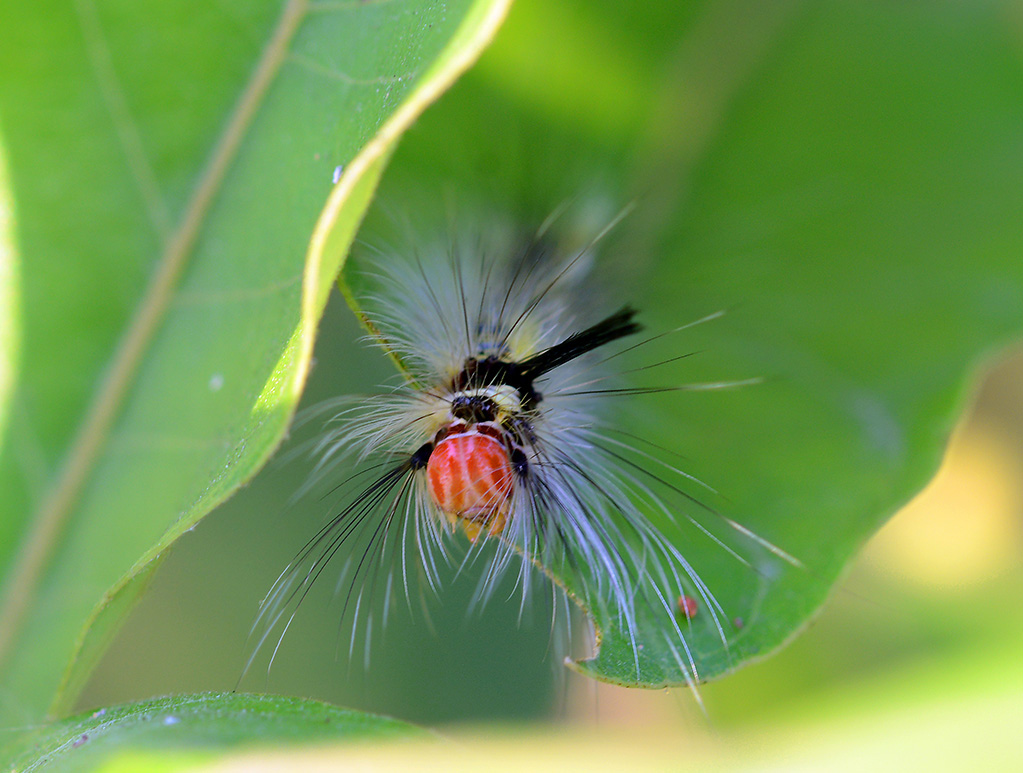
[0,0,310,670]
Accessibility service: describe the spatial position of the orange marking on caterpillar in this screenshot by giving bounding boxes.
[427,430,513,540]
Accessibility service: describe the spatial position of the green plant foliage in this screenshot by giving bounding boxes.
[353,0,1023,686]
[0,0,511,727]
[2,0,1022,756]
[4,692,421,772]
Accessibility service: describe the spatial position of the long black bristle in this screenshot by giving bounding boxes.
[520,306,642,378]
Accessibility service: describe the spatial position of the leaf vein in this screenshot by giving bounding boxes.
[286,52,414,87]
[173,273,303,306]
[308,0,397,12]
[73,0,172,242]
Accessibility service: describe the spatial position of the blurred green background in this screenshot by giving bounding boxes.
[70,0,1023,758]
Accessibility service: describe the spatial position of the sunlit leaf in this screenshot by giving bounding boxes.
[0,0,511,725]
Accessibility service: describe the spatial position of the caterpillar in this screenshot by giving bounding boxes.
[246,216,796,692]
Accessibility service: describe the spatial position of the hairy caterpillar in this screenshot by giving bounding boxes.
[246,216,797,692]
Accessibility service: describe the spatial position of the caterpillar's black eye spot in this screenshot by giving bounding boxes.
[511,447,529,477]
[409,442,433,470]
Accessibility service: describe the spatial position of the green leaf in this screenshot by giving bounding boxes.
[352,0,1023,687]
[3,692,422,772]
[0,0,511,725]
